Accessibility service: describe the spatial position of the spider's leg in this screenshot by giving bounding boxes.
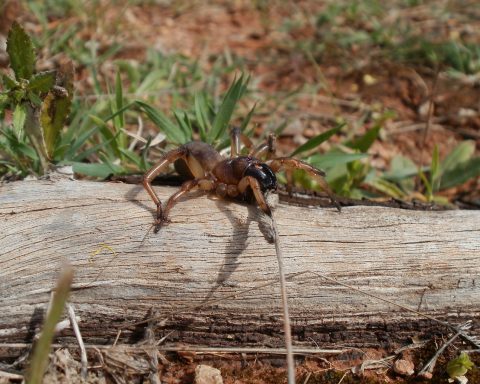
[249,133,276,160]
[143,145,210,230]
[238,176,272,216]
[268,157,341,212]
[143,147,188,220]
[230,126,253,157]
[162,178,215,229]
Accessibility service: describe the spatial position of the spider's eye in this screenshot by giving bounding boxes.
[245,163,277,192]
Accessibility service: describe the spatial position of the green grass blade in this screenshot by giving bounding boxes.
[27,267,73,384]
[88,114,121,158]
[346,124,381,152]
[119,147,143,169]
[418,169,432,201]
[239,102,257,133]
[173,110,193,142]
[194,92,211,141]
[430,145,441,192]
[135,100,185,144]
[208,74,248,143]
[114,70,124,128]
[291,123,344,157]
[308,152,368,169]
[64,125,100,160]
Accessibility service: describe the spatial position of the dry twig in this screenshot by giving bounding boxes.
[67,304,88,381]
[271,212,295,384]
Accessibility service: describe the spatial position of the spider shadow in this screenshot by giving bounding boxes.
[201,198,274,305]
[128,182,274,305]
[125,184,155,217]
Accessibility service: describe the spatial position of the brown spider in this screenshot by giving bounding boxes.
[143,128,340,232]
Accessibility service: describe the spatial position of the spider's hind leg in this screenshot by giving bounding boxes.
[250,133,276,160]
[143,145,211,231]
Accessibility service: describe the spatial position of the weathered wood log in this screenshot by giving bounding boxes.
[0,179,479,353]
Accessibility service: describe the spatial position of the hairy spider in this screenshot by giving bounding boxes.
[143,128,340,232]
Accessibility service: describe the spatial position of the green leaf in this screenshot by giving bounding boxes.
[135,100,185,144]
[12,103,26,137]
[384,155,418,180]
[39,64,74,159]
[447,352,474,379]
[440,157,480,190]
[441,140,475,174]
[308,152,369,169]
[6,22,35,80]
[71,162,121,178]
[365,177,406,199]
[2,73,18,89]
[346,125,381,152]
[208,74,248,143]
[27,91,43,106]
[28,70,56,93]
[291,123,344,156]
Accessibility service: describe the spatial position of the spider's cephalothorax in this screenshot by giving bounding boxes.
[143,128,340,232]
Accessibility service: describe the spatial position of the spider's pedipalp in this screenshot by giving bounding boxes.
[268,157,341,211]
[238,175,272,216]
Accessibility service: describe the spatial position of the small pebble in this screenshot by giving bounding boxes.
[393,359,415,376]
[195,364,223,384]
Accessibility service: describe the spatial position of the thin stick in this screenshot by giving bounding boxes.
[271,213,295,384]
[144,317,161,384]
[0,370,23,380]
[417,332,460,377]
[67,304,88,380]
[0,343,347,356]
[419,68,440,169]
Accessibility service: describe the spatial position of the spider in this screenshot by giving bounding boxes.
[143,128,340,232]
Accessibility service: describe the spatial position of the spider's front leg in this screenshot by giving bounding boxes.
[160,178,215,231]
[268,158,341,212]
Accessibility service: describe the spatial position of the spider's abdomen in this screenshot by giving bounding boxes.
[174,141,223,178]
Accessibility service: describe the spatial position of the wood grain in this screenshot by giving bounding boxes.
[0,179,479,350]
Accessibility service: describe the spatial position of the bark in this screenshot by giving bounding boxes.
[0,179,479,352]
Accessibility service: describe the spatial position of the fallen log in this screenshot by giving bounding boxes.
[0,179,479,354]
